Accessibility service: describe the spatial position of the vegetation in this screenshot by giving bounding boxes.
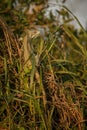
[0,0,87,130]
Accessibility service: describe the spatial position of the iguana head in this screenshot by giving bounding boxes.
[28,29,40,39]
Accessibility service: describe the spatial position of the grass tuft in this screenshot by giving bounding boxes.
[0,12,87,130]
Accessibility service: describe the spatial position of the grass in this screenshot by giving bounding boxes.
[0,12,87,130]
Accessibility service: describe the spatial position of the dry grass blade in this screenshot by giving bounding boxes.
[0,16,21,63]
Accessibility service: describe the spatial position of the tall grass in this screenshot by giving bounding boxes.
[0,12,87,130]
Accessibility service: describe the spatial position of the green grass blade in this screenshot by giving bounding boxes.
[62,5,85,31]
[63,25,86,56]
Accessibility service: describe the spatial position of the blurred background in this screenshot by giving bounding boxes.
[48,0,87,29]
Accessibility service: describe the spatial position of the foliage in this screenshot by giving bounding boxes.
[0,0,87,130]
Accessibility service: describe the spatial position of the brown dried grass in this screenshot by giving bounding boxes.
[44,71,84,130]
